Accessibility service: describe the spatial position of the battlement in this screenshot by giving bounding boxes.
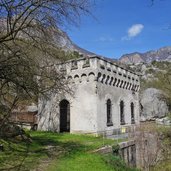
[57,56,140,92]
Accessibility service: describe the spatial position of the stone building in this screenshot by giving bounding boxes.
[38,56,140,134]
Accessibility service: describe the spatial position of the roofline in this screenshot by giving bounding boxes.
[57,55,141,76]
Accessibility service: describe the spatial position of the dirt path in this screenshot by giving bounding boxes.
[32,145,64,171]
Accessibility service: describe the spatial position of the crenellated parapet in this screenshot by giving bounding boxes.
[97,71,140,92]
[56,56,140,92]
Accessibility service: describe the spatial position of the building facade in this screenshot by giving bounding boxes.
[38,56,140,134]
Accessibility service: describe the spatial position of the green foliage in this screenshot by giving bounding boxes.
[112,144,120,155]
[151,61,171,70]
[153,71,171,107]
[141,61,171,108]
[160,126,171,141]
[62,50,82,61]
[146,68,155,74]
[152,125,171,171]
[0,131,134,171]
[50,152,113,171]
[167,112,171,120]
[150,160,171,171]
[103,154,138,171]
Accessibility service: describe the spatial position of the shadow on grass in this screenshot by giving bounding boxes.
[0,132,92,171]
[31,132,90,155]
[0,137,31,171]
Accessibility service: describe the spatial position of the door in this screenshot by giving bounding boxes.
[59,100,70,132]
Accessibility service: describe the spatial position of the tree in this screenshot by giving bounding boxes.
[0,0,91,128]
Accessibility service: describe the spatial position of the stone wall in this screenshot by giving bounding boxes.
[119,140,137,167]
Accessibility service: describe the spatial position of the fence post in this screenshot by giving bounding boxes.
[103,131,105,146]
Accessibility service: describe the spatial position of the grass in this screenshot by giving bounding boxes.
[0,131,137,171]
[150,160,171,171]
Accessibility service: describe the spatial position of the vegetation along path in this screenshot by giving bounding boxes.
[0,131,138,171]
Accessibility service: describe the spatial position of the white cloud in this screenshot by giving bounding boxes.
[128,24,144,37]
[122,24,144,41]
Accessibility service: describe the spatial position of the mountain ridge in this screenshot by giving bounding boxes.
[56,29,171,64]
[119,46,171,64]
[55,29,96,56]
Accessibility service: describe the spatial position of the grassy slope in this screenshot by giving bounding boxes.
[0,131,137,171]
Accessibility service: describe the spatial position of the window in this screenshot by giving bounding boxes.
[120,100,125,125]
[83,58,90,68]
[131,102,135,124]
[107,99,113,126]
[71,60,78,70]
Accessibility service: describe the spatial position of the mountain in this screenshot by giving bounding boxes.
[119,46,171,64]
[53,29,95,56]
[53,29,171,64]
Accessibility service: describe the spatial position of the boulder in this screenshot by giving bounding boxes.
[140,88,168,120]
[0,124,24,138]
[27,103,38,112]
[156,117,171,126]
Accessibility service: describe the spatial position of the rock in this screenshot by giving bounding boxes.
[27,104,38,112]
[163,117,171,126]
[156,117,171,126]
[0,124,28,138]
[15,134,32,142]
[119,46,171,64]
[141,64,147,74]
[155,118,164,125]
[91,145,112,154]
[15,135,23,141]
[140,88,168,120]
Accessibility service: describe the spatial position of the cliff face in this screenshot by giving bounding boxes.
[52,29,95,56]
[128,61,171,121]
[119,46,171,64]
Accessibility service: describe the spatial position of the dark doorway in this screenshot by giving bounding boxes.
[59,100,70,132]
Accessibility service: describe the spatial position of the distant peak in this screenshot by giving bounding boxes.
[119,46,171,64]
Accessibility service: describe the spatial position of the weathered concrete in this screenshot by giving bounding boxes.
[38,56,140,133]
[119,140,136,167]
[92,146,113,154]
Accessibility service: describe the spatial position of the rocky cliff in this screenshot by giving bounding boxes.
[120,46,171,64]
[53,29,95,56]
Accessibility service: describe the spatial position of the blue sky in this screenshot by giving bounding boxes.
[66,0,171,59]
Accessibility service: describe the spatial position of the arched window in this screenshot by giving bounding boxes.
[131,102,135,124]
[107,99,113,126]
[120,100,125,125]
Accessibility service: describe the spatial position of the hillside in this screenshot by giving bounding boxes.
[53,29,95,56]
[127,61,171,120]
